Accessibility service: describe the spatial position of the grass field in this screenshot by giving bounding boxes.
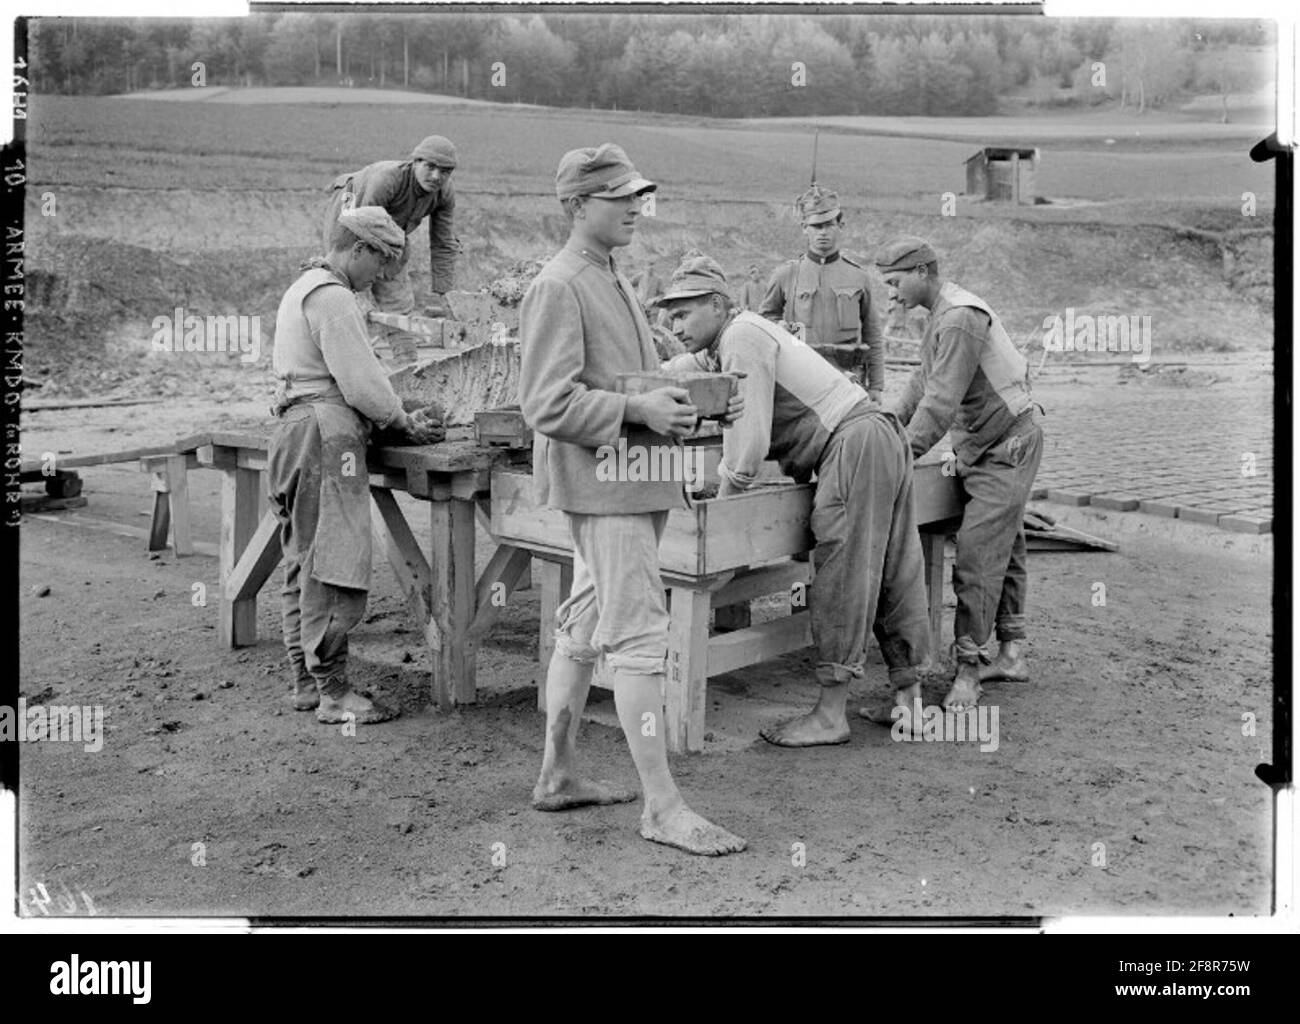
[23,90,1276,394]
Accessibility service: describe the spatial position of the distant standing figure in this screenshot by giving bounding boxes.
[738,264,765,311]
[322,134,460,365]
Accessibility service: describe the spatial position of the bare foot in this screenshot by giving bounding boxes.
[640,802,746,856]
[979,651,1029,682]
[760,708,850,747]
[859,681,921,726]
[942,675,982,711]
[315,689,399,724]
[532,776,638,811]
[287,673,319,711]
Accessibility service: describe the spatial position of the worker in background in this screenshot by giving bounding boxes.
[761,185,884,404]
[270,206,444,723]
[738,264,766,312]
[875,235,1044,713]
[322,134,460,365]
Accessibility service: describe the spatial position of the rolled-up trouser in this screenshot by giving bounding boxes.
[267,408,369,695]
[553,511,671,676]
[952,409,1045,664]
[810,408,931,686]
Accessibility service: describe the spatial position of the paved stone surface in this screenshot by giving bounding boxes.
[882,358,1274,534]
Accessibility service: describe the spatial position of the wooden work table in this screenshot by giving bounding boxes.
[490,456,963,752]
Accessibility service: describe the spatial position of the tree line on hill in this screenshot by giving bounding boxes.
[29,14,1272,117]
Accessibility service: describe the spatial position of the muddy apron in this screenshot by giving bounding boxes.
[304,397,373,591]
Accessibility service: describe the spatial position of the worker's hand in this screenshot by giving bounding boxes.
[868,390,883,406]
[404,408,446,445]
[627,386,698,438]
[720,389,745,426]
[424,292,449,317]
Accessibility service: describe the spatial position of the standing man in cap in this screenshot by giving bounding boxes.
[761,185,885,404]
[519,144,746,856]
[269,206,445,723]
[322,134,461,365]
[657,253,931,746]
[875,235,1044,711]
[738,264,765,312]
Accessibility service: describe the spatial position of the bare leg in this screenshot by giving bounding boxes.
[761,680,852,747]
[615,671,746,856]
[531,654,637,810]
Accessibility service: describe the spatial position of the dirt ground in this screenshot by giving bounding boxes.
[16,384,1274,920]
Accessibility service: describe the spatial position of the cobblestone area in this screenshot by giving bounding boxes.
[1029,362,1274,533]
[882,358,1275,534]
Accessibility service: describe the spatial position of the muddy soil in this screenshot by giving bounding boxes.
[16,388,1273,919]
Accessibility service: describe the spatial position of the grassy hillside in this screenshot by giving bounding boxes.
[24,92,1275,396]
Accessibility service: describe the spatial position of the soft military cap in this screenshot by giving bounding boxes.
[795,184,841,226]
[657,252,730,305]
[555,143,657,200]
[874,235,939,273]
[412,135,458,168]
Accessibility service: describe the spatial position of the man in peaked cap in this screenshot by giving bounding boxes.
[760,185,885,403]
[657,252,931,746]
[322,134,461,364]
[518,144,746,856]
[874,235,1045,713]
[268,206,444,723]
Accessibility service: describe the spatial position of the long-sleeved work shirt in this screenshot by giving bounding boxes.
[760,250,884,393]
[519,245,683,514]
[663,311,867,490]
[891,281,1032,464]
[272,267,405,429]
[324,159,457,294]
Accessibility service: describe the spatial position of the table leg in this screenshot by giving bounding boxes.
[430,497,477,709]
[921,529,947,664]
[219,466,262,647]
[536,560,573,712]
[665,585,710,754]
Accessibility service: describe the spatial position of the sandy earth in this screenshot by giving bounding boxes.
[15,381,1274,920]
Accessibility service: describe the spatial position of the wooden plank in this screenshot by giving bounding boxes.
[23,397,168,411]
[147,487,170,552]
[371,489,441,652]
[913,461,965,523]
[711,561,807,607]
[224,509,282,603]
[536,560,573,712]
[218,467,263,647]
[430,497,478,708]
[164,454,194,557]
[19,495,87,513]
[23,442,180,473]
[664,586,712,754]
[706,611,812,680]
[921,530,947,664]
[687,485,813,576]
[713,603,751,632]
[467,543,533,639]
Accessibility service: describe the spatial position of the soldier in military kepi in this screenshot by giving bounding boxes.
[760,185,885,404]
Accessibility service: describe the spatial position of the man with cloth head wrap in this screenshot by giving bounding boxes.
[269,206,444,723]
[322,134,461,365]
[874,235,1045,713]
